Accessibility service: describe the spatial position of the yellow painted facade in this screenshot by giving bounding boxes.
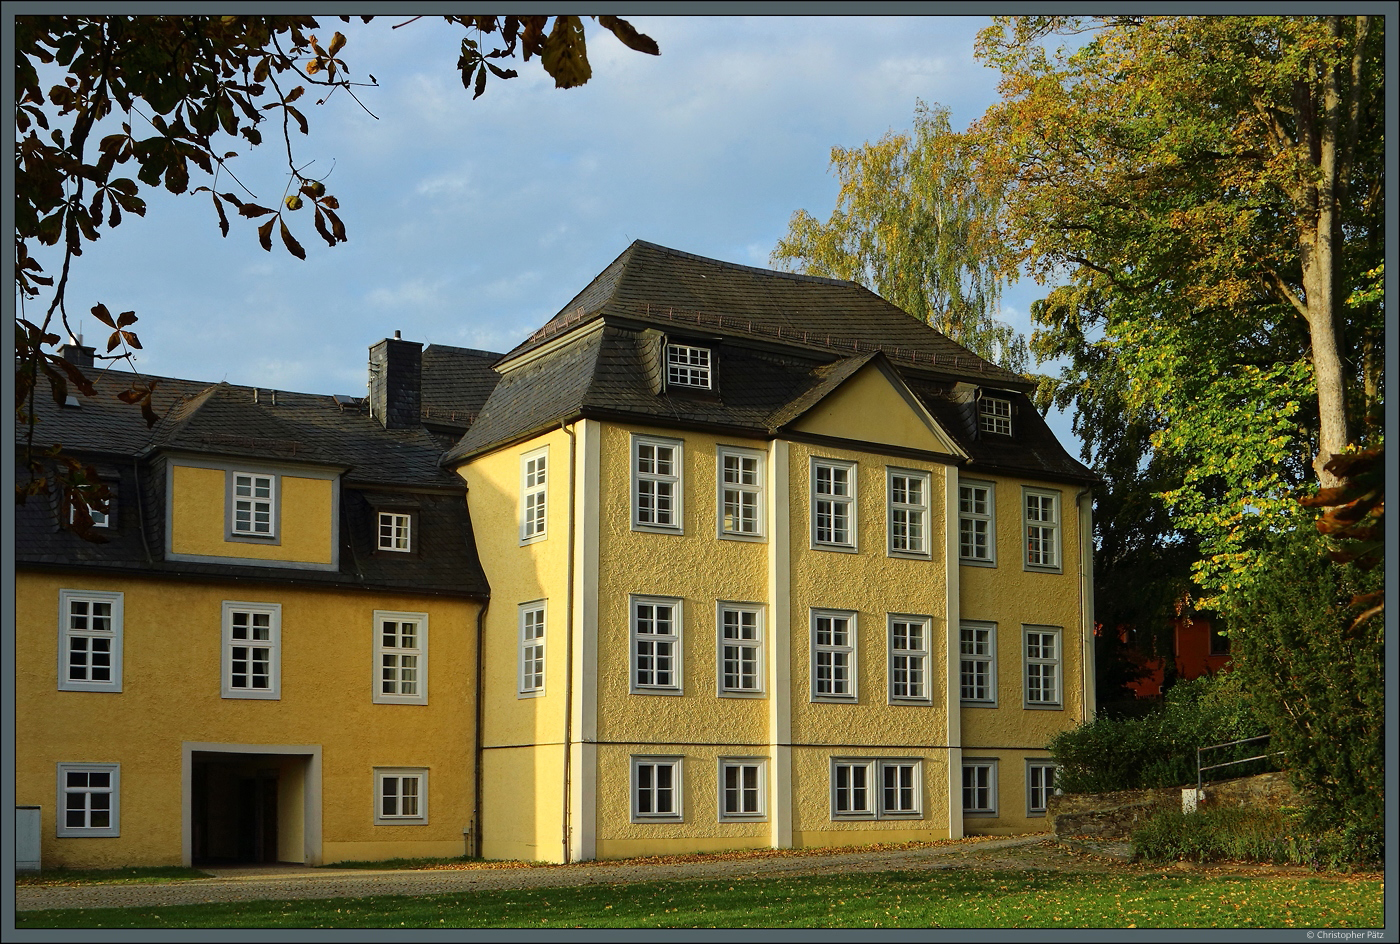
[462,429,573,862]
[17,571,479,868]
[788,362,959,457]
[168,464,335,565]
[462,366,1090,860]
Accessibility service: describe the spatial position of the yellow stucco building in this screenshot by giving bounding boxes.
[445,242,1097,863]
[16,241,1095,868]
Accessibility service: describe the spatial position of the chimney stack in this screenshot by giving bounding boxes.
[58,336,96,368]
[368,334,423,429]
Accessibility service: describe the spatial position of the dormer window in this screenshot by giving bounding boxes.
[70,490,115,529]
[231,472,277,538]
[666,343,712,389]
[378,512,412,552]
[979,394,1012,436]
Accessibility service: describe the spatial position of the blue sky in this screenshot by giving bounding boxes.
[33,15,1081,450]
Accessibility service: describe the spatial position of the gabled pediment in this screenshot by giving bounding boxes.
[781,356,965,458]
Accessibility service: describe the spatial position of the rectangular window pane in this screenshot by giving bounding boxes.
[633,598,681,692]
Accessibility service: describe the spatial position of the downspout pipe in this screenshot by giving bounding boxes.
[561,419,577,864]
[472,596,489,858]
[1075,486,1096,723]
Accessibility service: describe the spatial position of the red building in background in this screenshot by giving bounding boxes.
[1122,614,1233,698]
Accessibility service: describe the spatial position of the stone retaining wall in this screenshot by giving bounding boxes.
[1198,770,1298,811]
[1048,772,1300,841]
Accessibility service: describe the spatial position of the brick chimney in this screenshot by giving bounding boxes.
[368,332,423,429]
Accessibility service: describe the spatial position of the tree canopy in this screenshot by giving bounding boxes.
[771,101,1028,373]
[14,14,658,533]
[973,15,1384,603]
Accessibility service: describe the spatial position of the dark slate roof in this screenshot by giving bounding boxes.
[445,324,831,462]
[420,344,501,431]
[500,240,1030,389]
[445,242,1096,485]
[16,365,489,596]
[907,381,1098,485]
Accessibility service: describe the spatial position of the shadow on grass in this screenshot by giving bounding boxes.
[16,866,211,887]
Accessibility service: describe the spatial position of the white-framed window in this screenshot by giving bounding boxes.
[666,343,712,389]
[717,446,764,540]
[1024,625,1062,708]
[718,757,767,821]
[374,768,428,824]
[962,760,998,815]
[887,468,930,557]
[831,758,923,820]
[57,589,123,692]
[958,481,995,565]
[520,447,548,543]
[631,755,683,822]
[519,602,546,697]
[378,512,412,552]
[811,458,856,550]
[221,601,281,699]
[810,609,857,702]
[717,602,764,697]
[633,435,683,532]
[959,621,997,705]
[229,471,277,539]
[374,610,428,705]
[979,394,1012,436]
[631,595,682,694]
[70,490,114,528]
[887,615,931,704]
[1024,488,1061,571]
[1027,760,1058,816]
[56,763,120,837]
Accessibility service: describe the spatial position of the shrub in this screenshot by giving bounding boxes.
[1132,807,1382,870]
[1222,527,1385,839]
[1049,673,1268,793]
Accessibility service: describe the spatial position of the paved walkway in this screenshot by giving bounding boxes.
[18,836,1050,912]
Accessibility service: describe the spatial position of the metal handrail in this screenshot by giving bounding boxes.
[1196,734,1286,795]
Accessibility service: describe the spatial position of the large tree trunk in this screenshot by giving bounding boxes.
[1298,15,1359,490]
[1301,243,1350,489]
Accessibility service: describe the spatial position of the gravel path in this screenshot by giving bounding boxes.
[19,836,1079,912]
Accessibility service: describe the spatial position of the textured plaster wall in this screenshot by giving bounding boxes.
[17,572,478,868]
[593,423,771,842]
[594,423,770,742]
[460,429,572,861]
[789,364,955,456]
[789,745,953,844]
[169,465,334,564]
[957,472,1085,749]
[594,744,772,854]
[785,440,952,837]
[956,471,1087,833]
[785,441,950,745]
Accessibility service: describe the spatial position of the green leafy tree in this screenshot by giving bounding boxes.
[1031,278,1202,683]
[974,15,1384,602]
[1223,525,1384,836]
[772,101,1028,372]
[15,14,659,534]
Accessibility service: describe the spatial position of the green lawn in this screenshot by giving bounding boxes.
[17,868,1383,929]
